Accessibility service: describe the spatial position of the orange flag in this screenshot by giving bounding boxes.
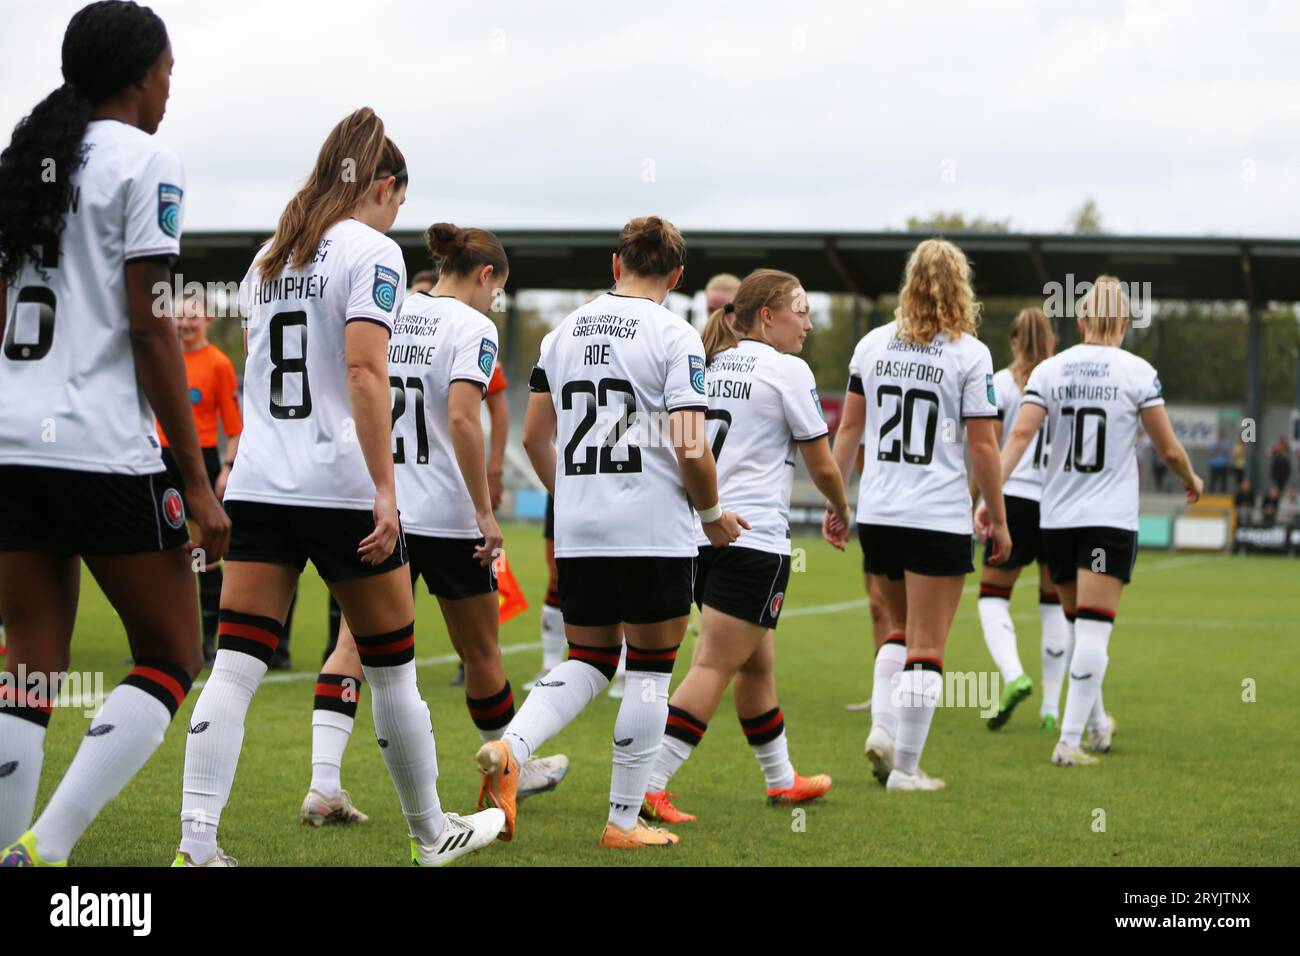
[496,553,529,625]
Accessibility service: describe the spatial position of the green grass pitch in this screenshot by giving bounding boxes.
[27,524,1299,866]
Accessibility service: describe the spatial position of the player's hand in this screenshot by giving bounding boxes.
[986,520,1012,565]
[703,510,750,547]
[186,484,231,565]
[359,487,400,565]
[488,470,504,511]
[214,465,231,501]
[973,500,993,540]
[1185,473,1204,505]
[821,503,851,551]
[474,510,504,568]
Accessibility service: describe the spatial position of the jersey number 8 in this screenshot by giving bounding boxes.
[268,310,312,419]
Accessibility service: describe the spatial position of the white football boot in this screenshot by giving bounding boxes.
[518,753,570,800]
[865,724,895,785]
[1085,714,1116,753]
[300,788,369,827]
[411,809,505,866]
[1051,740,1099,766]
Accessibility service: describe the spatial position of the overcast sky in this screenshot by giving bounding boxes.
[3,0,1298,237]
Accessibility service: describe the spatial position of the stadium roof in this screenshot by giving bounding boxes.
[177,229,1300,303]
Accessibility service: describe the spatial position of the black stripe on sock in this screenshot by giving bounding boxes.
[354,623,416,667]
[0,703,51,729]
[1076,606,1116,623]
[566,641,622,680]
[625,642,680,674]
[466,682,515,731]
[1039,591,1061,606]
[904,659,944,675]
[664,704,707,747]
[120,658,193,719]
[739,706,785,747]
[314,672,361,719]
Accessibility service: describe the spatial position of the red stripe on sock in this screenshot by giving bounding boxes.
[626,645,679,661]
[980,584,1013,598]
[742,709,784,738]
[1077,605,1116,621]
[357,634,416,657]
[129,666,186,708]
[468,693,515,720]
[667,713,704,735]
[569,646,620,665]
[219,621,280,650]
[314,682,347,699]
[905,657,944,669]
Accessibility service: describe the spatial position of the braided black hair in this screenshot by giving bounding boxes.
[0,1,169,284]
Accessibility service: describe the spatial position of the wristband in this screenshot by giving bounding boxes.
[697,502,722,523]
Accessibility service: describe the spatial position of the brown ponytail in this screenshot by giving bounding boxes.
[701,268,801,363]
[615,215,685,277]
[424,223,508,279]
[1008,307,1055,389]
[259,107,406,281]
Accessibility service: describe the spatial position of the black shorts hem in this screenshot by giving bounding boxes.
[858,523,974,580]
[407,534,498,599]
[557,556,694,627]
[225,500,407,583]
[1041,527,1138,585]
[694,546,791,629]
[982,494,1042,569]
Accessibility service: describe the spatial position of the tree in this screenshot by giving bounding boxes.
[1069,198,1106,234]
[904,212,1012,233]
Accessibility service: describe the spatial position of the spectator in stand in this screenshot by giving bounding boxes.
[1261,484,1281,527]
[1231,438,1247,486]
[1234,478,1255,526]
[1208,432,1231,494]
[1279,487,1300,527]
[1269,437,1292,492]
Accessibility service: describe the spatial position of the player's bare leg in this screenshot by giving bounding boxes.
[0,551,78,850]
[301,621,367,827]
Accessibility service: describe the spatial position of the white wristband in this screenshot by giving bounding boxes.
[697,502,722,524]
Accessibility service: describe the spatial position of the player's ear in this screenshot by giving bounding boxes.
[666,264,684,291]
[611,253,621,283]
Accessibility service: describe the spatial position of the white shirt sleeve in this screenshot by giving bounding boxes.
[530,329,556,393]
[124,143,185,261]
[848,337,866,395]
[451,318,498,391]
[1023,362,1050,409]
[664,320,708,411]
[960,340,998,418]
[995,370,1016,421]
[1134,357,1165,409]
[345,235,406,332]
[780,357,830,441]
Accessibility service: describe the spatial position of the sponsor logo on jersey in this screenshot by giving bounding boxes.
[811,388,824,420]
[157,183,182,239]
[372,265,400,311]
[689,354,706,394]
[769,592,784,618]
[986,373,996,407]
[161,487,185,530]
[188,386,201,405]
[1152,374,1163,398]
[478,337,498,378]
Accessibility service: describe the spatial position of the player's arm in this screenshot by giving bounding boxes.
[967,416,1009,562]
[999,402,1044,484]
[449,381,503,566]
[215,359,243,498]
[831,385,866,486]
[344,320,400,565]
[126,259,230,561]
[800,437,851,550]
[671,409,749,546]
[485,388,509,510]
[522,391,558,497]
[1141,404,1203,503]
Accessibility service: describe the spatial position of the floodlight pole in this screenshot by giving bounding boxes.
[1242,248,1264,488]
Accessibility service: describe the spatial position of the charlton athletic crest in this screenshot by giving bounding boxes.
[161,487,186,529]
[769,591,785,619]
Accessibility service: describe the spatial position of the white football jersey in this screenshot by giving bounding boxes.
[225,219,406,510]
[694,341,828,554]
[1023,343,1164,531]
[388,293,499,537]
[993,367,1050,502]
[533,292,707,558]
[0,120,184,474]
[849,320,997,535]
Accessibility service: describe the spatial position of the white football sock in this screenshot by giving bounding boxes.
[0,710,47,847]
[1038,598,1071,719]
[894,664,943,775]
[742,711,795,792]
[648,704,706,792]
[609,662,675,831]
[540,605,565,671]
[1060,615,1111,748]
[36,672,184,862]
[309,710,353,798]
[361,653,444,845]
[180,647,267,863]
[1088,687,1108,731]
[978,595,1024,682]
[505,654,612,767]
[871,637,907,738]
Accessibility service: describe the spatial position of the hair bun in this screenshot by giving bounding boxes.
[723,302,735,313]
[426,222,467,257]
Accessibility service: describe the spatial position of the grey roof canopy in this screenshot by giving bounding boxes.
[177,229,1300,302]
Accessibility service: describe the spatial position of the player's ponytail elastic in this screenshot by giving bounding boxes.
[701,268,800,362]
[260,108,407,281]
[894,238,981,348]
[1008,307,1055,390]
[424,223,508,280]
[0,1,168,285]
[615,215,686,278]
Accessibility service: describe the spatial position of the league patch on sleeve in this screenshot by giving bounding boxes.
[478,337,498,378]
[811,388,825,420]
[372,265,400,311]
[986,373,996,407]
[1152,374,1163,398]
[157,183,183,239]
[689,354,706,395]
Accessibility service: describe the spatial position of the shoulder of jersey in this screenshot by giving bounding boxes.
[772,349,814,381]
[993,367,1014,386]
[335,218,401,258]
[414,294,493,330]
